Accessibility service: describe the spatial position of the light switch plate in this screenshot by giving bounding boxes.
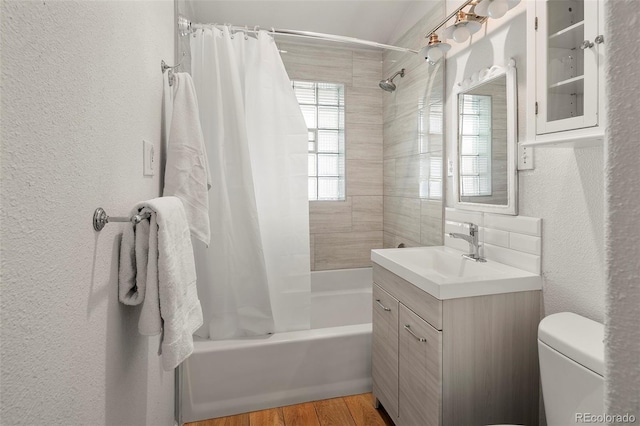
[143,140,154,176]
[518,144,534,170]
[447,158,454,177]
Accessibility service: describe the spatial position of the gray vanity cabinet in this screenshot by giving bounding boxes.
[398,304,442,426]
[372,263,540,426]
[372,284,399,419]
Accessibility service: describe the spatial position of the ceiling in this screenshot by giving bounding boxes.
[187,1,443,46]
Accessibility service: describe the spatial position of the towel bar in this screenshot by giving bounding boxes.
[93,207,151,232]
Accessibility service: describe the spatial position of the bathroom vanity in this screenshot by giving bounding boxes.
[371,247,541,426]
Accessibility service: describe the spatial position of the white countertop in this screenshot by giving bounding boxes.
[371,246,542,300]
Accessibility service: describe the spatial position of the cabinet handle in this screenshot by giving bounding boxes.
[375,299,391,311]
[580,40,594,50]
[595,35,604,45]
[404,325,427,342]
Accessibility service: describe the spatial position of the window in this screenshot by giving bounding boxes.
[418,100,443,200]
[292,81,345,201]
[459,94,492,197]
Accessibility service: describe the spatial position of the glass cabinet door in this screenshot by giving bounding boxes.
[536,0,599,134]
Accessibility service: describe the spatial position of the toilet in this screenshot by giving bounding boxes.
[538,312,605,425]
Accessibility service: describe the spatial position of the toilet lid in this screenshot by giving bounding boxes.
[538,312,604,376]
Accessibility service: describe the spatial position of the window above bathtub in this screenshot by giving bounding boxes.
[292,80,345,201]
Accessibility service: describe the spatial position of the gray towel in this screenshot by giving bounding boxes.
[118,196,203,370]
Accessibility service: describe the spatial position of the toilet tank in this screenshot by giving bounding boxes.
[538,312,605,426]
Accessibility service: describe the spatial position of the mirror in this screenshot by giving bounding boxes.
[453,59,518,215]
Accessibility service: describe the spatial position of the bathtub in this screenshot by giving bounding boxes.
[181,267,373,423]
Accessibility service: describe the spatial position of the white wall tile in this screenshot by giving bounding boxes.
[484,213,542,236]
[445,235,471,252]
[483,243,541,274]
[444,221,473,252]
[484,227,510,248]
[509,233,542,255]
[444,220,467,234]
[445,208,483,226]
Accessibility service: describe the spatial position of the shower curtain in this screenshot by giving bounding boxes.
[190,27,311,339]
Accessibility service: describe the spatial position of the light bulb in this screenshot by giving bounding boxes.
[488,0,509,18]
[426,46,443,63]
[453,25,471,43]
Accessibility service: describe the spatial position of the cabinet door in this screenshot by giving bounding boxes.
[398,305,442,426]
[372,284,399,420]
[536,0,599,134]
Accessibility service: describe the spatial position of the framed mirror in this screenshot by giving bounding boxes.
[453,59,518,215]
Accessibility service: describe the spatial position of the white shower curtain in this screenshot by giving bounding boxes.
[190,27,311,339]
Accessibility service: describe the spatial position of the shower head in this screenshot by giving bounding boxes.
[379,68,405,92]
[379,80,397,92]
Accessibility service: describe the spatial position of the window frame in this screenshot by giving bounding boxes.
[292,80,346,201]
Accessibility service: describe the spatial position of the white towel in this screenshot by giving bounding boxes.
[118,196,203,371]
[163,72,212,246]
[118,218,149,306]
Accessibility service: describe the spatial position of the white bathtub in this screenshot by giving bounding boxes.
[181,267,373,423]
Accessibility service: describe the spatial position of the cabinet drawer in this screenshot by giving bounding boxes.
[398,304,442,426]
[373,263,442,330]
[372,284,399,420]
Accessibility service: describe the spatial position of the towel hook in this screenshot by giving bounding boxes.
[161,52,186,87]
[93,207,151,232]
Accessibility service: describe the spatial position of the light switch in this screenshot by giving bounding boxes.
[143,140,155,176]
[447,158,454,177]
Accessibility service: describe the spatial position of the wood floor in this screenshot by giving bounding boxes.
[185,393,394,426]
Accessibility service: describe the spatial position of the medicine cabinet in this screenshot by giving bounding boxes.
[524,0,605,147]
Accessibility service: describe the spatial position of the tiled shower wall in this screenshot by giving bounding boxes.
[277,40,384,271]
[382,6,446,249]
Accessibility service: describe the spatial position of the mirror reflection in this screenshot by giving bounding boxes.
[458,75,508,206]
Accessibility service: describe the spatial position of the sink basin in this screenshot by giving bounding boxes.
[371,246,541,300]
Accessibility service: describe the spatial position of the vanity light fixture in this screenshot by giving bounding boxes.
[420,0,521,66]
[419,33,451,65]
[442,10,485,43]
[474,0,521,19]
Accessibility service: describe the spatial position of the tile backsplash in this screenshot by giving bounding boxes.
[444,208,542,274]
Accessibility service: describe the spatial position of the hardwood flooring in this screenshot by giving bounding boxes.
[185,393,395,426]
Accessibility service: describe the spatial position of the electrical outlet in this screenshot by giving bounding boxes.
[518,144,534,170]
[447,158,454,177]
[143,140,155,176]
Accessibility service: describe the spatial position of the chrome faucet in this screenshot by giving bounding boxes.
[448,222,486,262]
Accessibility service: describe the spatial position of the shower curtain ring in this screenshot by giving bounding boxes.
[244,25,249,40]
[224,23,234,38]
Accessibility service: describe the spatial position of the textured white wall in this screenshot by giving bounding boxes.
[604,0,640,418]
[1,1,175,425]
[444,2,606,323]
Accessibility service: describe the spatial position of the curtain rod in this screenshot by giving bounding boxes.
[179,16,419,54]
